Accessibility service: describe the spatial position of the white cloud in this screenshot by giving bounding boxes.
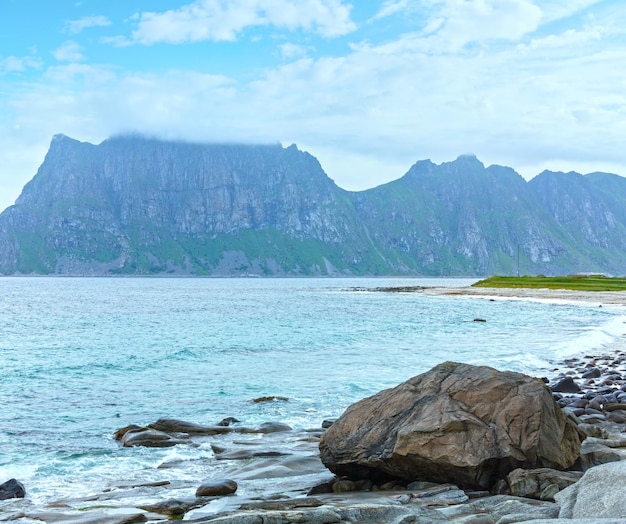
[371,0,411,20]
[3,0,626,213]
[539,0,604,23]
[279,42,311,60]
[0,55,42,73]
[126,0,356,45]
[426,0,543,51]
[65,15,112,34]
[52,41,85,62]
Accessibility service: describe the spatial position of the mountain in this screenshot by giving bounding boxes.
[0,135,625,276]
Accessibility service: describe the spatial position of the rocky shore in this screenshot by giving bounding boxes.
[2,288,626,524]
[2,350,626,524]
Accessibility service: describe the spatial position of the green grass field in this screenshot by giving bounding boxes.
[472,275,626,292]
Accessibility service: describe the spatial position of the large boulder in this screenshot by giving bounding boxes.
[319,362,583,489]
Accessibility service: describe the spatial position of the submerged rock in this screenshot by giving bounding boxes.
[319,362,583,489]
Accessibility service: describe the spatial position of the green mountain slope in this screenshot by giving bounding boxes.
[0,135,625,276]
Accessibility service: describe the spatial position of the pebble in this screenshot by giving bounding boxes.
[548,349,626,434]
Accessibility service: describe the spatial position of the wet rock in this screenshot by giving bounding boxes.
[217,416,240,426]
[252,395,289,403]
[551,376,581,393]
[196,479,238,497]
[319,362,583,490]
[238,421,293,434]
[214,449,290,460]
[258,421,292,433]
[225,455,328,482]
[117,427,188,448]
[148,418,233,435]
[581,367,602,379]
[0,478,25,500]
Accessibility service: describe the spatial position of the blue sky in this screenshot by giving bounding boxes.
[1,0,626,213]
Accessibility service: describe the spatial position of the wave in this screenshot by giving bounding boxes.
[553,314,626,360]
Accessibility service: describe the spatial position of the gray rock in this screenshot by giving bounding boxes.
[462,495,560,521]
[510,519,624,524]
[556,460,626,518]
[139,498,204,517]
[506,468,581,501]
[454,516,497,524]
[579,440,622,470]
[551,376,581,393]
[148,417,234,435]
[582,367,602,379]
[0,478,25,500]
[196,479,238,497]
[117,427,187,448]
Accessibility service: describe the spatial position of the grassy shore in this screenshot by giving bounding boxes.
[472,275,626,292]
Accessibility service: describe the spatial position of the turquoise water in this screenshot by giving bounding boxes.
[1,277,625,503]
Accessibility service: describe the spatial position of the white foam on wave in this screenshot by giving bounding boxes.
[553,314,626,359]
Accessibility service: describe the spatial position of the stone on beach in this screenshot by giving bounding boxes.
[319,361,583,490]
[555,459,626,519]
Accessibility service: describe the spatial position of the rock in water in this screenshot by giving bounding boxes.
[319,361,583,489]
[196,479,238,497]
[0,478,25,500]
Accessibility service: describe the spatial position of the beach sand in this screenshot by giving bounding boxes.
[423,285,626,307]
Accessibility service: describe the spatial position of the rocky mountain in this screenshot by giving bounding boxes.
[0,134,625,276]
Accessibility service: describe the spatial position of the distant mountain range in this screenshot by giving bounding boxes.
[1,134,625,276]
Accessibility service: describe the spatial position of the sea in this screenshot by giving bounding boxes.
[1,276,626,506]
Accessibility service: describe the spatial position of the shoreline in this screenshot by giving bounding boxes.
[422,285,626,307]
[3,284,626,522]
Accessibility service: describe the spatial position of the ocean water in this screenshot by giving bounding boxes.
[1,276,625,504]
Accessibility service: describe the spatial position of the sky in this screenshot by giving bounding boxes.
[1,0,626,213]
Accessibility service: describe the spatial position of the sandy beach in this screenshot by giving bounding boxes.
[423,285,626,307]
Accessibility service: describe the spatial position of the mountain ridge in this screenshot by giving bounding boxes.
[1,134,625,276]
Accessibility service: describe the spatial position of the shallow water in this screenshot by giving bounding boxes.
[1,276,625,503]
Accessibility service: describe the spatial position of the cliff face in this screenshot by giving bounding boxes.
[351,155,570,275]
[1,135,625,276]
[0,135,380,275]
